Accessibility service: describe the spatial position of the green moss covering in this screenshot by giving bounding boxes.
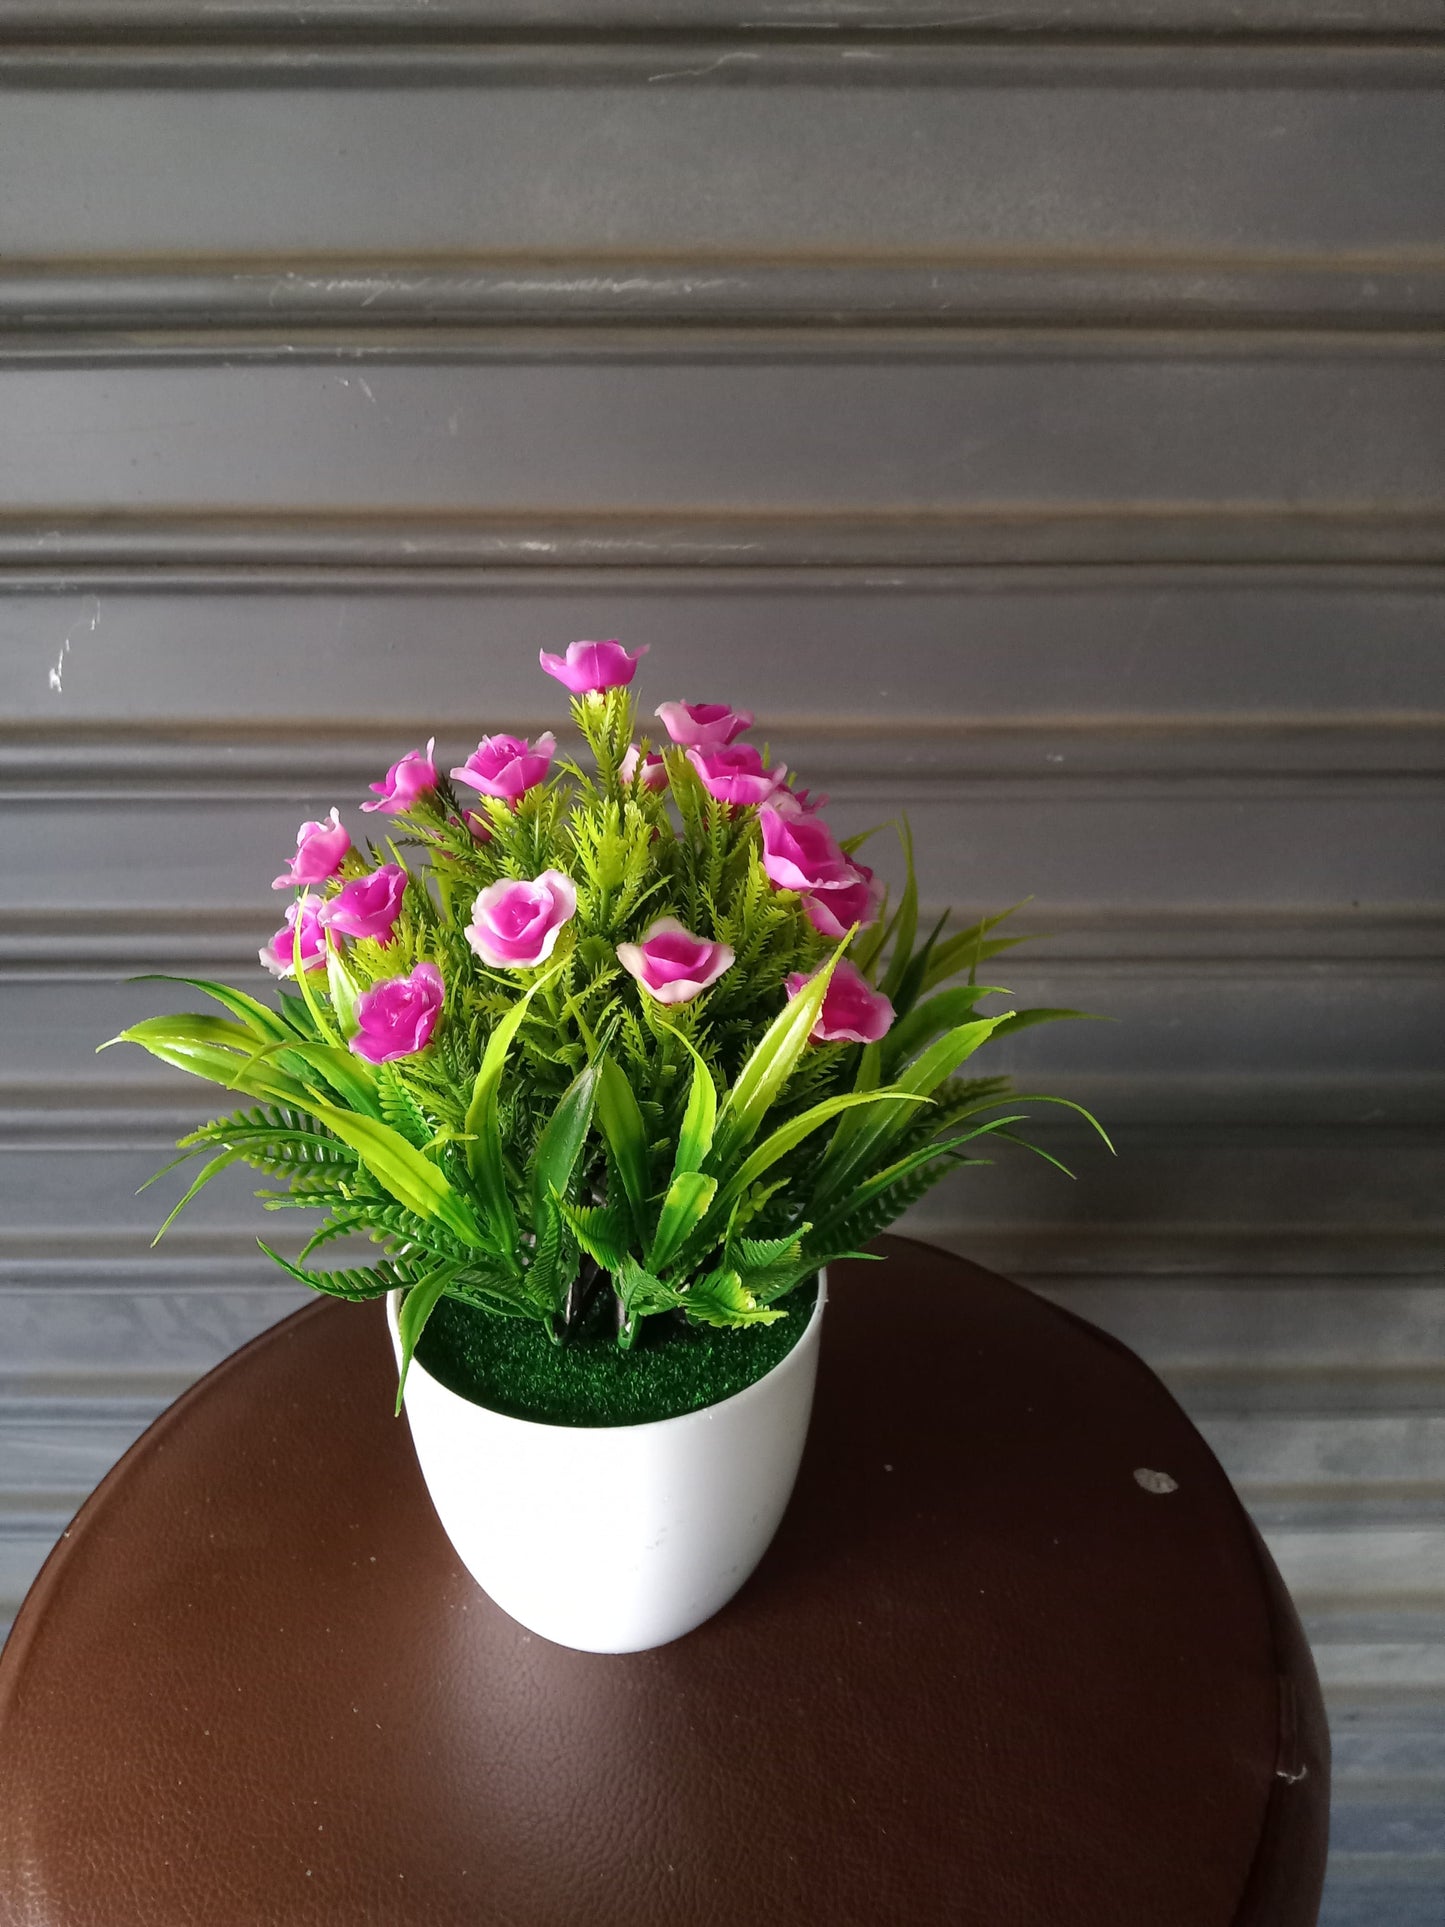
[416,1278,820,1428]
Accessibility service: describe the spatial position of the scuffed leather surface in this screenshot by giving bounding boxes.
[0,1237,1328,1926]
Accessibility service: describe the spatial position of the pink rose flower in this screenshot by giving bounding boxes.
[454,809,492,843]
[259,894,328,978]
[318,864,408,946]
[620,744,669,792]
[349,962,444,1065]
[272,808,351,890]
[758,807,856,896]
[768,785,830,821]
[786,959,895,1046]
[450,732,556,803]
[539,639,648,695]
[802,861,884,940]
[686,744,788,808]
[654,701,753,748]
[616,917,734,1007]
[466,870,577,970]
[361,739,437,815]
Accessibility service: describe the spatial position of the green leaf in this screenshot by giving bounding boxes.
[531,1063,601,1224]
[649,1169,718,1273]
[814,1014,1012,1211]
[713,1089,924,1221]
[711,939,848,1167]
[883,984,1009,1073]
[879,820,919,1001]
[289,928,343,1047]
[887,908,951,1020]
[671,1033,718,1178]
[128,976,299,1044]
[557,1197,631,1275]
[265,1039,380,1117]
[731,1229,809,1270]
[395,1266,461,1414]
[986,1007,1105,1041]
[920,902,1032,993]
[107,1011,263,1057]
[256,1239,401,1301]
[298,1100,483,1246]
[108,1020,316,1109]
[463,964,562,1263]
[615,1254,677,1323]
[325,942,361,1038]
[684,1266,786,1329]
[148,1147,247,1244]
[596,1053,651,1240]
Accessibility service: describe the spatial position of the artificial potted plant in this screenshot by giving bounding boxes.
[113,641,1103,1652]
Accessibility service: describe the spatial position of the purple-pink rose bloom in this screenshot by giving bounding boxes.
[686,744,788,808]
[539,639,648,695]
[466,870,577,970]
[786,960,895,1046]
[318,863,408,946]
[616,917,734,1007]
[758,807,856,896]
[450,732,556,803]
[272,808,351,891]
[655,701,753,749]
[361,739,437,815]
[259,894,328,978]
[768,785,830,821]
[620,744,669,793]
[349,962,444,1065]
[802,860,884,940]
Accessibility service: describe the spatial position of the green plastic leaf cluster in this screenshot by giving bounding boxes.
[111,679,1108,1389]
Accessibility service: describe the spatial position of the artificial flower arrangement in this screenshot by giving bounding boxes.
[112,640,1104,1425]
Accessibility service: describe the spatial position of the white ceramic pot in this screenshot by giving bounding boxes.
[387,1274,826,1654]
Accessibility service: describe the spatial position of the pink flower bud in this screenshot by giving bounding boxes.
[654,701,753,748]
[539,639,648,695]
[259,894,328,978]
[318,864,407,946]
[349,962,444,1065]
[802,861,884,940]
[620,744,669,792]
[685,744,788,808]
[450,732,556,803]
[785,959,895,1046]
[465,870,577,970]
[758,807,855,896]
[360,740,437,816]
[272,808,351,890]
[616,917,734,1007]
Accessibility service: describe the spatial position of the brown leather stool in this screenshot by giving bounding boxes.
[0,1237,1329,1925]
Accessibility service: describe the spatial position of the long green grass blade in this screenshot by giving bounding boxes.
[712,1089,923,1220]
[649,1170,718,1273]
[596,1053,651,1241]
[878,820,918,1001]
[711,939,847,1166]
[148,1147,246,1243]
[671,1032,718,1178]
[463,964,562,1262]
[128,976,299,1043]
[395,1265,461,1414]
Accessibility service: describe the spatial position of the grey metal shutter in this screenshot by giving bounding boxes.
[1,7,1440,1915]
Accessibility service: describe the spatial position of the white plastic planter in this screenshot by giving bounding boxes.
[387,1274,826,1654]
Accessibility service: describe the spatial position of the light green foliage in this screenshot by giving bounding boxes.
[114,682,1106,1358]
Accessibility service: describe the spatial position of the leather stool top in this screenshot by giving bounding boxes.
[0,1236,1328,1926]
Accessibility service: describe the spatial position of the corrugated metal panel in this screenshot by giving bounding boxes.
[0,7,1440,1915]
